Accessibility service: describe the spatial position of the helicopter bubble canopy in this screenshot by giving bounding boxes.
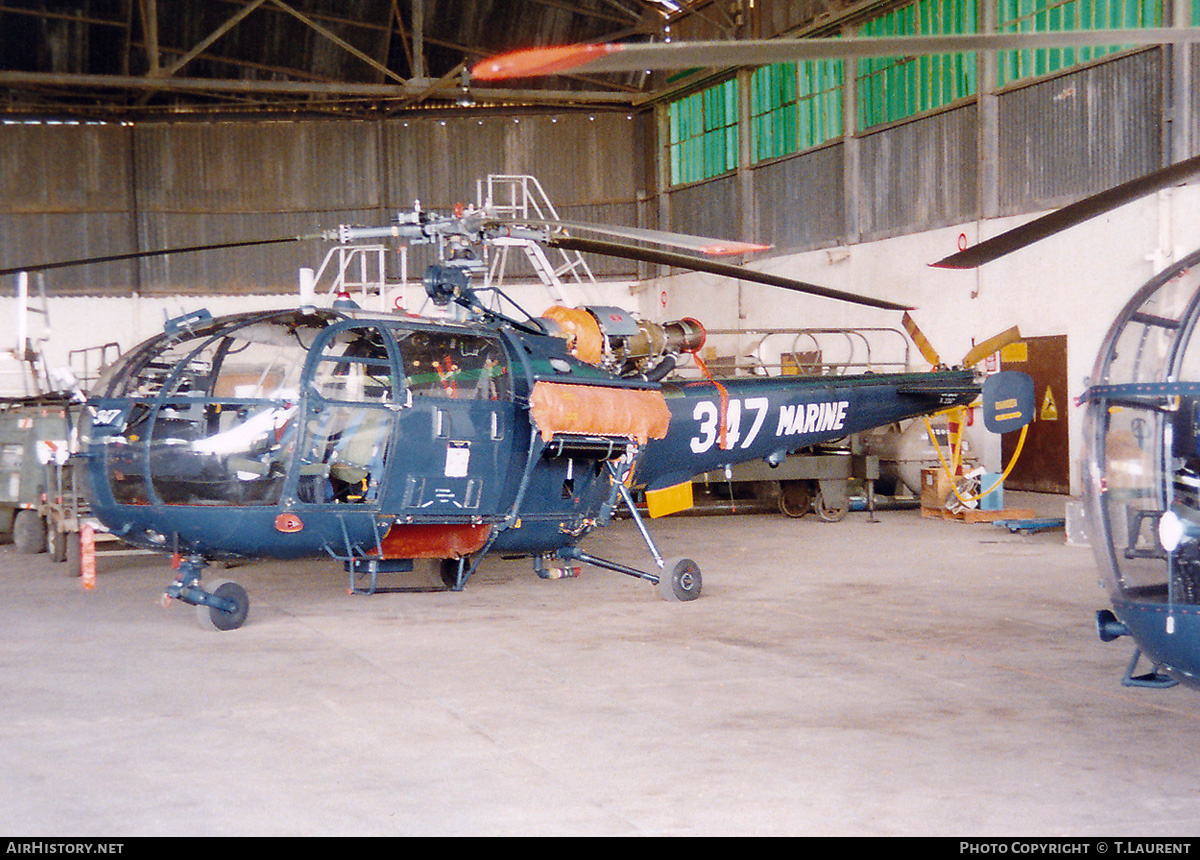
[88,309,348,516]
[81,306,529,559]
[1082,247,1200,685]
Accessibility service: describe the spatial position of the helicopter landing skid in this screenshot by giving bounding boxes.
[163,555,250,631]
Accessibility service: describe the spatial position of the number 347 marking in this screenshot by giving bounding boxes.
[689,397,769,454]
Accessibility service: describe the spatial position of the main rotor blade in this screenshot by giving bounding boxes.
[474,28,1200,80]
[499,217,770,255]
[932,154,1200,269]
[552,236,911,311]
[0,235,314,278]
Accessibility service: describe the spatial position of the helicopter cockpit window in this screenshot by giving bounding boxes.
[102,314,322,507]
[298,404,391,504]
[116,336,214,398]
[395,330,510,400]
[311,327,395,403]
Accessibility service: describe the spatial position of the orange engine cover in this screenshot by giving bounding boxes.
[528,380,671,445]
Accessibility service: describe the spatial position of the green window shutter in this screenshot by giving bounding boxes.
[751,64,800,162]
[668,79,740,185]
[997,0,1163,87]
[856,0,977,131]
[750,59,844,164]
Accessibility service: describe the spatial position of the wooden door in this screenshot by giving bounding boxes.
[1000,334,1070,494]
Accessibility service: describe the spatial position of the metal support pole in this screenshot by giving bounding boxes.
[564,548,658,585]
[607,461,664,568]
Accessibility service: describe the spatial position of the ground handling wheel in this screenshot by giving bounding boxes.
[777,480,812,518]
[656,557,702,602]
[194,579,250,631]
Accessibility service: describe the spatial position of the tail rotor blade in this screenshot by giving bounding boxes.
[962,326,1022,368]
[902,314,1021,369]
[901,312,943,366]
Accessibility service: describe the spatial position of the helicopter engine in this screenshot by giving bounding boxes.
[539,305,705,380]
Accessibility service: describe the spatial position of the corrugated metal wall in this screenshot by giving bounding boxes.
[997,50,1163,215]
[0,111,642,296]
[132,121,383,296]
[0,43,1188,297]
[1193,49,1200,149]
[383,112,642,279]
[0,123,136,294]
[663,44,1177,252]
[857,103,978,240]
[666,173,742,244]
[752,142,844,251]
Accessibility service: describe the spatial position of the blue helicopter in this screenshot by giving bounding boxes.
[1079,249,1200,689]
[947,226,1200,691]
[6,207,1031,630]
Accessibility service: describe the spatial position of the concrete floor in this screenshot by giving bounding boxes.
[2,493,1199,837]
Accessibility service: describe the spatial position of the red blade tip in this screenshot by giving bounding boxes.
[472,44,624,81]
[699,242,772,256]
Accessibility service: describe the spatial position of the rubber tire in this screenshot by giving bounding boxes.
[13,510,46,555]
[195,579,250,631]
[777,481,811,519]
[814,489,848,523]
[656,556,702,602]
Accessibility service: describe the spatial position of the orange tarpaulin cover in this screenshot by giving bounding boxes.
[376,523,492,559]
[529,380,671,445]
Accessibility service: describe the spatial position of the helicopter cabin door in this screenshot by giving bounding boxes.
[297,322,400,507]
[385,327,516,520]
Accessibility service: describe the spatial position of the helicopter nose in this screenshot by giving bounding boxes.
[1096,609,1129,643]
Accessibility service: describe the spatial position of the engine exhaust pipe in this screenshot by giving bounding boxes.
[1096,608,1129,642]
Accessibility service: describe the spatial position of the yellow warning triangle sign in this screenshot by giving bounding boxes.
[1040,386,1058,421]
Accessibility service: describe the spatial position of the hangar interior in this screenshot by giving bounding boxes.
[3,0,1200,838]
[2,0,1198,496]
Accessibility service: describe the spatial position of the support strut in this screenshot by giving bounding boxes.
[606,460,664,570]
[563,547,658,584]
[549,460,702,601]
[1121,648,1179,689]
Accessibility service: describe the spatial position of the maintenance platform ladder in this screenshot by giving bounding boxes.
[306,243,410,313]
[477,174,596,305]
